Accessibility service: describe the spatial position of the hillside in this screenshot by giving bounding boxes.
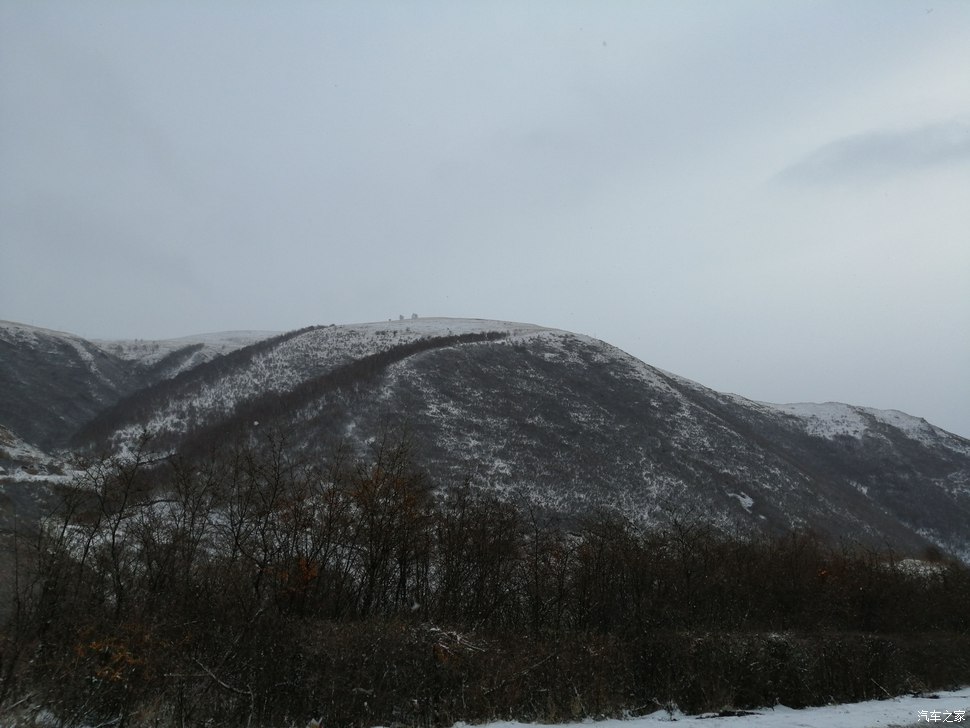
[0,320,135,449]
[94,329,277,378]
[2,317,968,559]
[0,321,274,449]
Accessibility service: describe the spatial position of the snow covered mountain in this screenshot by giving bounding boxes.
[0,320,274,449]
[94,329,278,377]
[2,317,968,558]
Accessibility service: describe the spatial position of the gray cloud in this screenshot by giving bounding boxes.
[777,120,970,184]
[2,1,969,438]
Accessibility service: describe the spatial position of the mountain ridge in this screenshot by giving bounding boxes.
[1,317,968,560]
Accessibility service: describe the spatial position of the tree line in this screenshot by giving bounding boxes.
[1,432,968,726]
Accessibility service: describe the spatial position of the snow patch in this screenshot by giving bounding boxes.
[757,400,969,454]
[450,687,970,728]
[769,402,869,439]
[0,426,81,484]
[861,406,963,448]
[727,491,754,512]
[0,319,82,346]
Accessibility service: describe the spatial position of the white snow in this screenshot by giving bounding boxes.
[852,480,870,496]
[727,491,755,511]
[0,319,85,347]
[766,402,870,439]
[0,426,47,462]
[755,401,970,454]
[105,318,557,452]
[0,426,81,484]
[862,407,955,446]
[0,319,108,379]
[1,320,276,383]
[94,330,279,366]
[448,687,970,728]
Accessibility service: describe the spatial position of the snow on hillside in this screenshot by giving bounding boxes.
[863,406,964,446]
[457,687,969,728]
[0,319,110,380]
[763,401,970,453]
[768,402,871,439]
[565,334,680,394]
[0,319,89,347]
[94,330,279,366]
[107,318,553,452]
[0,426,80,484]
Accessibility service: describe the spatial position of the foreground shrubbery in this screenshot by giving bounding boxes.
[1,434,968,726]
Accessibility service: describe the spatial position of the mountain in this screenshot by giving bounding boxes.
[93,329,279,379]
[2,318,968,559]
[0,320,274,449]
[0,320,135,449]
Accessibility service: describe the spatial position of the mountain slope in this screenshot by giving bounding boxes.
[57,318,970,559]
[316,328,969,556]
[0,321,275,450]
[0,321,136,449]
[94,330,278,380]
[72,319,545,451]
[3,318,968,558]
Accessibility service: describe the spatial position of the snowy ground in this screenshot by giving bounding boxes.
[4,688,967,727]
[448,688,970,728]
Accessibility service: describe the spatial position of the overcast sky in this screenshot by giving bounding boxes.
[2,1,968,437]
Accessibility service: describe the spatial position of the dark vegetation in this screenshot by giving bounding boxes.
[181,331,511,459]
[72,327,323,448]
[0,334,135,450]
[73,331,510,455]
[1,432,968,727]
[136,341,205,381]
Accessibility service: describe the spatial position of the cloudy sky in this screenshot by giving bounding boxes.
[2,1,968,437]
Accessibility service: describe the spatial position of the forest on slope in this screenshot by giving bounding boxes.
[1,431,968,727]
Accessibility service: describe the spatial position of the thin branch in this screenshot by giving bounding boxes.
[192,657,253,699]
